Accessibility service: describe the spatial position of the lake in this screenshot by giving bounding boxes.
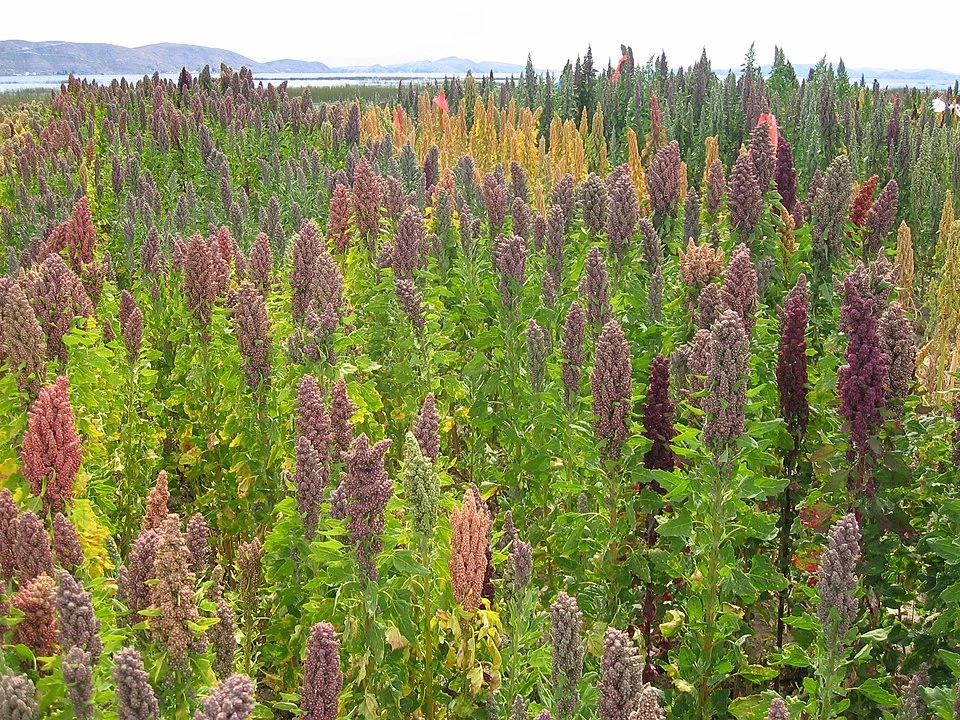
[0,72,511,93]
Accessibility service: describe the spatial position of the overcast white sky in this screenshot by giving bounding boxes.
[5,0,959,74]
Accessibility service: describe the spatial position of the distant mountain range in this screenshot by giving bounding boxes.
[773,63,958,88]
[0,40,526,76]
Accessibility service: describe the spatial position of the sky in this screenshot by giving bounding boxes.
[5,0,960,74]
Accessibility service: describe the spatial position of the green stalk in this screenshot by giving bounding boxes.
[420,536,436,720]
[696,463,725,720]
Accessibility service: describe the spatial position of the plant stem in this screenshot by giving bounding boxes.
[421,537,435,720]
[696,464,725,720]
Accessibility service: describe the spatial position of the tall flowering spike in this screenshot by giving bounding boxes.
[209,567,237,679]
[26,253,93,363]
[332,434,394,579]
[606,164,638,263]
[402,431,440,538]
[413,393,440,462]
[237,538,263,614]
[0,670,38,720]
[749,121,776,189]
[721,243,759,334]
[141,227,162,279]
[578,173,609,237]
[143,470,170,532]
[629,686,666,720]
[56,569,102,662]
[728,153,763,241]
[511,197,530,241]
[535,710,554,720]
[680,239,726,291]
[295,436,325,539]
[562,300,587,408]
[597,628,642,720]
[553,174,577,231]
[0,489,18,580]
[591,319,632,460]
[646,140,681,222]
[53,512,84,569]
[65,197,96,270]
[683,185,701,243]
[0,281,46,393]
[296,374,332,464]
[837,278,888,470]
[493,234,528,307]
[509,695,528,720]
[504,536,533,600]
[62,647,93,720]
[392,206,426,281]
[811,155,853,268]
[12,574,57,656]
[15,510,53,583]
[817,513,861,645]
[879,301,915,403]
[764,697,789,720]
[705,158,727,218]
[195,674,256,720]
[642,354,676,471]
[777,275,810,437]
[484,173,508,235]
[249,233,274,295]
[329,378,357,465]
[546,204,566,286]
[352,158,383,251]
[301,622,343,720]
[149,514,199,672]
[118,529,158,614]
[118,290,143,363]
[849,175,879,228]
[394,279,425,333]
[113,647,160,720]
[774,137,798,216]
[292,220,323,322]
[526,319,550,392]
[703,310,751,460]
[186,512,211,576]
[229,281,272,390]
[695,282,722,330]
[639,219,663,274]
[328,184,353,254]
[863,179,899,252]
[449,485,491,612]
[510,160,529,203]
[579,246,612,335]
[184,233,217,329]
[20,375,81,514]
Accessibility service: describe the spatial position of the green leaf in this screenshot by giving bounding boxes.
[657,510,693,539]
[855,678,898,707]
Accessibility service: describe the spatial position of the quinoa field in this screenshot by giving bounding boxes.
[0,48,959,720]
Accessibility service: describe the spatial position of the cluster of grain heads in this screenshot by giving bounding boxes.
[19,375,82,513]
[301,622,343,720]
[561,301,586,409]
[0,670,38,720]
[728,153,763,242]
[194,674,255,720]
[550,592,584,717]
[331,434,394,579]
[449,486,491,612]
[776,275,811,440]
[0,281,46,394]
[149,514,199,672]
[402,431,440,538]
[837,277,888,490]
[818,512,861,647]
[641,354,676,472]
[113,647,160,720]
[591,319,632,460]
[703,310,751,465]
[597,628,642,720]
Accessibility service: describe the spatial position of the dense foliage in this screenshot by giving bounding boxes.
[0,45,959,720]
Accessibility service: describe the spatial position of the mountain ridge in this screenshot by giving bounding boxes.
[0,40,525,76]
